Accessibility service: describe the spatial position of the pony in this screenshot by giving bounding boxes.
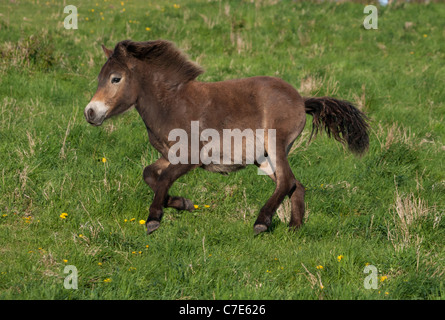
[84,40,369,235]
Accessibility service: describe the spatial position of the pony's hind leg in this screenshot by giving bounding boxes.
[256,160,305,232]
[288,180,305,230]
[143,157,195,212]
[254,152,298,234]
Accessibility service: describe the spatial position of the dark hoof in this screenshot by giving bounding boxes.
[254,224,268,235]
[183,198,195,212]
[289,223,302,233]
[146,220,160,235]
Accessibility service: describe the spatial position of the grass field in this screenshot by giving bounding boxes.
[0,0,444,300]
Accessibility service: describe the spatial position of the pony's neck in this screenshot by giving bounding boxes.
[134,74,188,133]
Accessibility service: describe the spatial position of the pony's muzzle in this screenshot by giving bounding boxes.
[84,100,109,126]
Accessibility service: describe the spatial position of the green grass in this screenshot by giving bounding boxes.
[0,0,444,300]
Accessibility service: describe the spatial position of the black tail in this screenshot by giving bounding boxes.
[304,97,370,156]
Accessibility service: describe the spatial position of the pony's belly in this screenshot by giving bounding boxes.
[202,163,246,174]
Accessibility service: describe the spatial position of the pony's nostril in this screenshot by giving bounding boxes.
[87,108,95,120]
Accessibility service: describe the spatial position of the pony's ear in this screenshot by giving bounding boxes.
[101,44,113,59]
[115,41,130,58]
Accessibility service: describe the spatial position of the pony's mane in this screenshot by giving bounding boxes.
[114,40,204,83]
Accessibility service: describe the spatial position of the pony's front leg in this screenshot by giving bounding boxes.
[146,163,198,234]
[143,157,195,212]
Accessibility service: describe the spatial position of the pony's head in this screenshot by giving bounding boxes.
[84,40,203,126]
[84,42,139,126]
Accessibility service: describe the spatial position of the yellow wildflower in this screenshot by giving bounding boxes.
[60,212,68,219]
[145,27,151,31]
[316,265,324,270]
[139,219,146,225]
[337,255,344,262]
[103,278,112,283]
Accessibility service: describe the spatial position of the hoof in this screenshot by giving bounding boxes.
[183,198,195,212]
[146,220,160,235]
[253,224,268,235]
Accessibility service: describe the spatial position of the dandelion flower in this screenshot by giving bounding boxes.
[102,157,107,163]
[423,34,427,38]
[145,27,151,31]
[60,212,68,219]
[98,262,103,266]
[337,255,344,262]
[103,278,112,283]
[316,265,324,270]
[380,275,388,282]
[139,219,146,225]
[63,259,68,263]
[204,205,210,208]
[194,205,199,209]
[173,4,180,9]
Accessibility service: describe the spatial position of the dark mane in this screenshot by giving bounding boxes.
[114,40,204,84]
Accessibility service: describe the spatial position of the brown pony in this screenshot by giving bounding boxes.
[84,40,369,235]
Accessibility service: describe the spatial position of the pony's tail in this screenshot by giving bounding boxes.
[304,97,370,156]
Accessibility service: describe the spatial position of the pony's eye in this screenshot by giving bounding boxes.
[111,77,121,84]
